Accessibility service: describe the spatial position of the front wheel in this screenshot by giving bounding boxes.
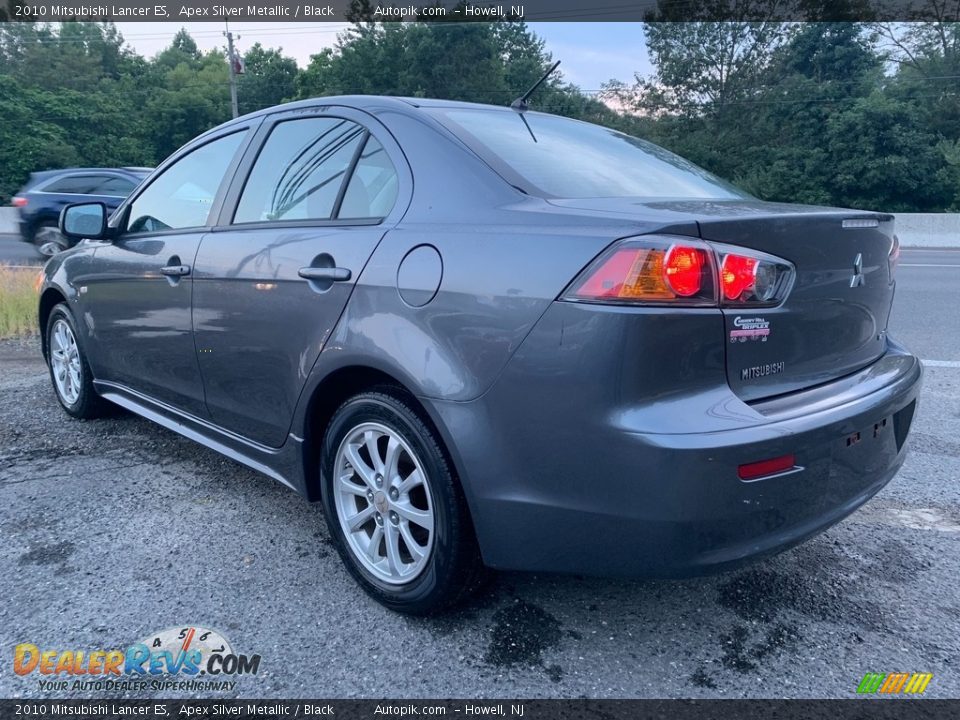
[34,221,69,257]
[46,304,110,419]
[320,390,485,614]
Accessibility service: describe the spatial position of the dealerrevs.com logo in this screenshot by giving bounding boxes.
[14,626,261,693]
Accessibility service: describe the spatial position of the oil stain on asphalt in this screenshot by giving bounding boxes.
[18,540,75,570]
[718,623,799,673]
[484,599,563,681]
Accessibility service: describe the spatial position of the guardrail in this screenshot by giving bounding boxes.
[1,207,957,247]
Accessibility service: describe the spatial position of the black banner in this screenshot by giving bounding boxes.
[1,0,957,23]
[1,700,958,720]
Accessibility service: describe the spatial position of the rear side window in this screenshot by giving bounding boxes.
[338,136,398,219]
[95,176,137,196]
[126,131,246,234]
[430,108,748,200]
[44,175,105,194]
[234,118,367,224]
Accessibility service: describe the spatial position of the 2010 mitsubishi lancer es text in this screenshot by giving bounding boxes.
[41,96,921,614]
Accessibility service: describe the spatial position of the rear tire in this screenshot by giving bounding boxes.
[46,304,110,419]
[320,389,486,615]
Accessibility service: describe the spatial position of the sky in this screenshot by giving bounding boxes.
[110,22,653,94]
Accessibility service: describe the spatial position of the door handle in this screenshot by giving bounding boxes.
[298,266,351,282]
[160,264,191,277]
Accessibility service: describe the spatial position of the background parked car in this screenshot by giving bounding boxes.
[12,167,151,256]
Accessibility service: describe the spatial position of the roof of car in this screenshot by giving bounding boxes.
[32,167,150,180]
[222,95,519,127]
[21,167,151,192]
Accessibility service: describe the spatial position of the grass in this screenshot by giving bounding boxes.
[0,265,40,338]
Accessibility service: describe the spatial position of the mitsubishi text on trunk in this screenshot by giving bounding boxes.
[40,97,921,614]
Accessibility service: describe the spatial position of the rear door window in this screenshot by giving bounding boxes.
[44,175,105,194]
[338,136,399,219]
[95,176,138,196]
[233,118,367,224]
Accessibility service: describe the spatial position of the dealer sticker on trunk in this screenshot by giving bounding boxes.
[730,316,770,343]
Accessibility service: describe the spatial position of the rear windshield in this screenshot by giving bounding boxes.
[429,108,747,200]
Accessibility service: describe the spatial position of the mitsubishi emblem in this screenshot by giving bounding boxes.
[850,253,865,288]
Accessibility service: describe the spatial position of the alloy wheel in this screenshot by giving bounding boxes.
[50,318,82,405]
[34,225,68,257]
[333,422,435,585]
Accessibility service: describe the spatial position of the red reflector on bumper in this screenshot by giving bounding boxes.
[738,454,795,480]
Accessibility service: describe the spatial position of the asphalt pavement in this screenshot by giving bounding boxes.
[0,233,42,265]
[0,246,958,700]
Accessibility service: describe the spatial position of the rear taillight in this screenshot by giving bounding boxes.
[563,236,793,308]
[715,244,794,307]
[663,245,704,297]
[11,196,27,208]
[564,237,716,305]
[888,235,900,282]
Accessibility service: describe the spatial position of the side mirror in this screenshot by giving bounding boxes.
[60,202,109,241]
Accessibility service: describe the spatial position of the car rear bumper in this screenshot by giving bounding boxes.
[426,304,922,576]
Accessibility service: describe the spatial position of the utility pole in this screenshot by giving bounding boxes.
[224,22,239,119]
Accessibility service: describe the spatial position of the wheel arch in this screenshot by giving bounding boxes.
[38,287,68,359]
[299,364,468,509]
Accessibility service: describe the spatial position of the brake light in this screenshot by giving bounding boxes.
[664,245,703,297]
[720,254,757,301]
[717,246,794,307]
[888,235,900,281]
[11,196,27,208]
[565,237,716,305]
[738,454,796,481]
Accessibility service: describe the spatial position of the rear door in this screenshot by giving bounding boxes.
[81,129,252,417]
[699,207,897,401]
[192,108,407,447]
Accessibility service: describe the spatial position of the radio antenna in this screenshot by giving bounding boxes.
[510,60,561,113]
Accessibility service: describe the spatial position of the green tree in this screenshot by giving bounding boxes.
[294,19,626,128]
[143,47,231,161]
[876,15,960,140]
[825,91,951,211]
[298,21,557,106]
[606,1,790,118]
[731,22,886,204]
[237,43,299,113]
[0,22,153,199]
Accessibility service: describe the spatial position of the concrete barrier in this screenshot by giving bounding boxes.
[894,213,960,249]
[0,207,17,234]
[1,205,956,247]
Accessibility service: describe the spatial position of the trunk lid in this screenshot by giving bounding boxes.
[547,198,897,401]
[698,206,896,401]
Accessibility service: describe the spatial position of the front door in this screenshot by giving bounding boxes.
[81,130,250,416]
[193,114,403,447]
